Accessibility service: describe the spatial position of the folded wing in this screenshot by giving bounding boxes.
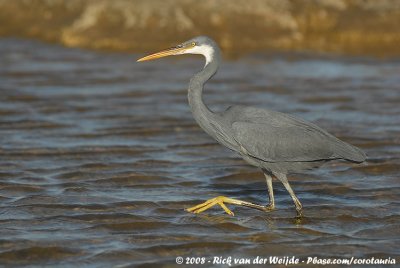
[230,107,365,163]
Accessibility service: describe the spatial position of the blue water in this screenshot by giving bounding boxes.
[0,38,399,267]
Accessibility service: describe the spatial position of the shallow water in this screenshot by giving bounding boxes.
[0,38,399,267]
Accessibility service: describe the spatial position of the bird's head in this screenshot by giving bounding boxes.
[137,36,217,65]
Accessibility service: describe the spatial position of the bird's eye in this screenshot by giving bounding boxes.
[191,42,196,46]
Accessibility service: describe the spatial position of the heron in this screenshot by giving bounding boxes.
[137,36,366,216]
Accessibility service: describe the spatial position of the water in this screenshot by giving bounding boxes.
[0,38,399,267]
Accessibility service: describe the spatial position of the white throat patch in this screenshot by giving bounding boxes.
[184,44,214,66]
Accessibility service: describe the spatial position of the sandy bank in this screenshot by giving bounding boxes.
[1,0,399,57]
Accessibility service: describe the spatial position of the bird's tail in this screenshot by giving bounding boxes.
[334,141,366,163]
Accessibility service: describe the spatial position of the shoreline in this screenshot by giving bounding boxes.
[1,0,400,57]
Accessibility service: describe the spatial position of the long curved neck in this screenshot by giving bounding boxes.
[188,46,221,131]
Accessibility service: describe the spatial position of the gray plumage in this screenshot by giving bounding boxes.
[138,36,366,215]
[186,36,365,166]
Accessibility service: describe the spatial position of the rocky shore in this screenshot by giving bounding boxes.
[1,0,399,57]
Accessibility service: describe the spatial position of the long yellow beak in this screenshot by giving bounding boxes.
[137,43,194,62]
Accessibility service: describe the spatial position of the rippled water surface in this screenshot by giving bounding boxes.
[0,39,399,267]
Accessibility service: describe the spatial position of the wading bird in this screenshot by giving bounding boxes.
[137,36,366,216]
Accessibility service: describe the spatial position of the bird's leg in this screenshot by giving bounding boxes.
[186,196,267,216]
[274,173,303,216]
[187,172,278,216]
[263,172,275,211]
[282,180,303,216]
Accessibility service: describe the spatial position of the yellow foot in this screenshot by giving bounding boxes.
[262,204,275,212]
[186,196,241,216]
